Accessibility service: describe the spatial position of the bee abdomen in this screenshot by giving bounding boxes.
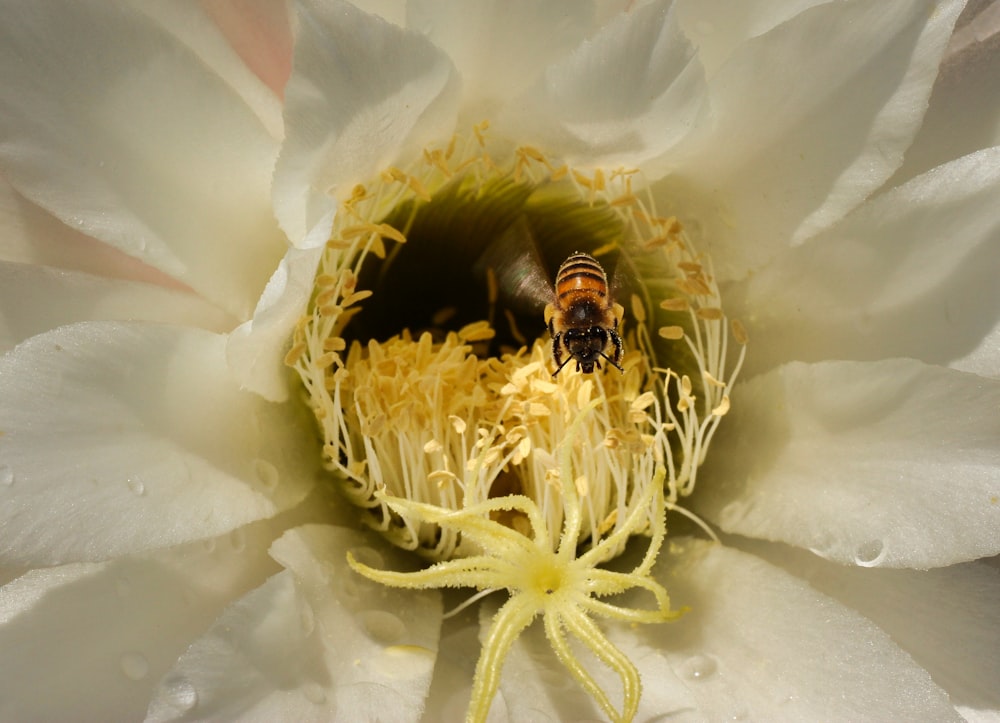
[556,253,608,299]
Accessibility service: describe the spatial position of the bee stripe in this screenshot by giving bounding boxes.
[556,253,609,299]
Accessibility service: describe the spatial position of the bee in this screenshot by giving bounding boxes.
[475,219,626,376]
[546,252,624,376]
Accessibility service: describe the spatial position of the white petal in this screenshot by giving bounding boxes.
[406,0,595,115]
[0,262,235,353]
[227,241,325,402]
[951,319,1000,378]
[135,1,284,140]
[498,0,707,169]
[891,3,1000,185]
[742,539,1000,713]
[673,0,829,78]
[698,359,1000,568]
[0,322,316,566]
[659,0,965,281]
[148,525,441,722]
[0,0,285,318]
[0,520,281,721]
[273,0,461,245]
[637,539,961,721]
[731,146,1000,375]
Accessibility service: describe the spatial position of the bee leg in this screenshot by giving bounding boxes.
[552,332,573,379]
[608,329,624,373]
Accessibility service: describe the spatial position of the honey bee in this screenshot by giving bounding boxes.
[475,218,626,376]
[546,252,624,376]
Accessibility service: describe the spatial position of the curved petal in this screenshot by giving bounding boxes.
[635,539,961,721]
[730,146,1000,376]
[0,322,316,566]
[0,0,285,319]
[201,0,295,106]
[0,520,282,722]
[0,262,236,353]
[227,241,325,402]
[657,0,965,281]
[137,1,285,139]
[147,525,441,721]
[273,0,461,245]
[406,0,595,115]
[497,0,707,170]
[0,173,184,285]
[890,2,1000,185]
[741,539,1000,713]
[697,359,1000,568]
[673,0,829,78]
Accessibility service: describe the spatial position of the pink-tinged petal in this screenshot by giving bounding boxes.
[227,241,325,402]
[0,262,236,352]
[148,525,441,722]
[273,0,460,246]
[638,539,961,721]
[406,0,595,114]
[730,146,1000,375]
[201,0,295,102]
[0,322,316,566]
[891,1,1000,185]
[0,0,285,319]
[0,172,186,285]
[658,0,965,281]
[0,519,282,721]
[742,539,1000,713]
[498,0,707,170]
[698,359,1000,568]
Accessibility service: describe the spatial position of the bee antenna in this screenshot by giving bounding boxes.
[600,352,625,374]
[551,355,574,378]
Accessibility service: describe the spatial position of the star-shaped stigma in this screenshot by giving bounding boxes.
[348,412,682,723]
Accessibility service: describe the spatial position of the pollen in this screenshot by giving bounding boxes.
[286,126,747,721]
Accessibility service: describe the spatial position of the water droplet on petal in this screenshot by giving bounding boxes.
[359,610,406,644]
[126,477,145,496]
[228,528,246,552]
[679,654,718,681]
[120,652,149,680]
[115,577,131,598]
[162,676,198,713]
[300,602,316,637]
[854,539,886,567]
[253,458,280,490]
[303,682,326,705]
[0,465,14,486]
[695,20,716,35]
[201,538,217,553]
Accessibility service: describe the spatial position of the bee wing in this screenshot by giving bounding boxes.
[473,216,553,315]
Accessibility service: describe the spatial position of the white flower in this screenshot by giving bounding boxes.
[1,1,998,721]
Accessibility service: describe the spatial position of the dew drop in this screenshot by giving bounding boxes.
[359,610,407,644]
[228,528,246,553]
[126,477,145,496]
[115,577,131,598]
[300,602,316,637]
[0,465,13,486]
[854,539,886,567]
[679,654,718,681]
[695,19,716,35]
[303,682,326,705]
[253,458,280,489]
[120,651,149,681]
[162,676,198,713]
[201,538,217,553]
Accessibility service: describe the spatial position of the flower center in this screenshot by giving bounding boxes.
[286,123,746,561]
